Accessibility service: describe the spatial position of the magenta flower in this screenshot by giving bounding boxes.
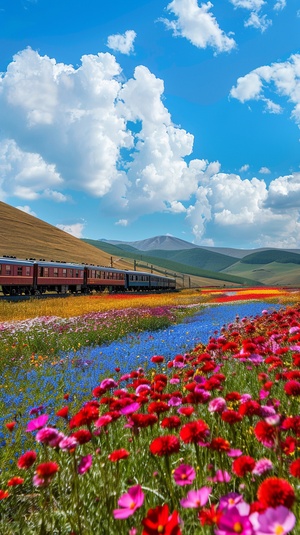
[59,436,78,451]
[120,402,140,415]
[215,503,252,535]
[35,427,61,445]
[250,506,296,535]
[219,493,244,510]
[95,415,112,428]
[173,464,196,486]
[100,378,118,390]
[113,485,144,519]
[26,414,49,432]
[168,396,182,407]
[78,454,93,475]
[180,487,211,508]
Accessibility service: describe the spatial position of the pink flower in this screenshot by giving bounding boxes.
[95,415,112,428]
[113,485,144,519]
[208,469,231,483]
[59,436,78,451]
[35,427,63,447]
[26,414,49,432]
[253,458,273,476]
[78,454,93,475]
[173,464,196,486]
[168,396,182,407]
[219,493,244,510]
[250,505,296,535]
[215,502,252,535]
[180,487,211,508]
[208,397,227,413]
[100,378,118,391]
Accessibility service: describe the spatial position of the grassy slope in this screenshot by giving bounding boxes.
[241,249,300,264]
[223,261,300,286]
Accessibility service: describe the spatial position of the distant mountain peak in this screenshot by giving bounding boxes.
[101,235,199,251]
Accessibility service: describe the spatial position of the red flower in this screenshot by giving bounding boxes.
[289,458,300,478]
[225,391,241,401]
[108,449,130,462]
[5,421,16,432]
[148,402,170,415]
[56,406,69,419]
[198,505,222,526]
[17,450,37,470]
[257,477,295,509]
[149,435,180,457]
[142,504,181,535]
[69,404,99,429]
[232,455,256,477]
[254,420,277,447]
[7,477,24,486]
[36,462,59,479]
[238,400,261,417]
[131,413,158,428]
[70,429,92,445]
[151,355,165,363]
[63,393,70,400]
[209,437,230,452]
[281,436,297,455]
[180,420,210,444]
[0,490,9,500]
[177,406,194,417]
[161,416,181,429]
[221,410,243,425]
[284,380,300,397]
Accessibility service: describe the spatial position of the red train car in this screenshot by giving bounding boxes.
[0,257,35,295]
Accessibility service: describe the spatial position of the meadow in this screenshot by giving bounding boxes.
[0,287,299,534]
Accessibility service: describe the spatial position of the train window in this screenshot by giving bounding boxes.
[0,264,1,274]
[95,271,100,278]
[5,265,11,275]
[54,268,58,277]
[44,267,49,277]
[69,269,73,277]
[91,270,95,278]
[62,269,67,277]
[26,266,30,275]
[17,267,23,276]
[75,270,79,278]
[39,267,44,276]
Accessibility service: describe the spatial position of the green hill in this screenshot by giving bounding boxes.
[82,239,262,287]
[147,248,237,271]
[241,250,300,265]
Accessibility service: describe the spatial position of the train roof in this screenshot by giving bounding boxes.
[0,256,35,265]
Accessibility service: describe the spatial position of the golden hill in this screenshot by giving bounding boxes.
[0,201,132,269]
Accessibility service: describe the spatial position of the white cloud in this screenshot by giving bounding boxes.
[230,54,300,128]
[160,0,236,53]
[244,11,272,32]
[166,200,187,213]
[185,171,300,247]
[274,0,286,10]
[56,222,85,238]
[259,166,271,174]
[107,30,137,55]
[239,164,250,172]
[16,205,37,217]
[229,0,272,33]
[115,219,128,226]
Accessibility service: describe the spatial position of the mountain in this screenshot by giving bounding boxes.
[101,235,300,258]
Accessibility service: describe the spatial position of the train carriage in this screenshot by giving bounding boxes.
[0,257,35,295]
[36,261,85,294]
[84,265,126,292]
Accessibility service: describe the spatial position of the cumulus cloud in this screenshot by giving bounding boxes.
[230,54,300,128]
[229,0,272,32]
[115,219,128,226]
[274,0,286,10]
[16,205,37,217]
[259,166,271,174]
[239,164,250,172]
[56,222,85,238]
[107,30,136,55]
[185,170,300,247]
[160,0,236,53]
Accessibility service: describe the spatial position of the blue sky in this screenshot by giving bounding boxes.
[0,0,299,248]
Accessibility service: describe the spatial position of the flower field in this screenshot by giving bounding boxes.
[0,289,300,534]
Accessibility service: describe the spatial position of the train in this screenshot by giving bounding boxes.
[0,256,177,296]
